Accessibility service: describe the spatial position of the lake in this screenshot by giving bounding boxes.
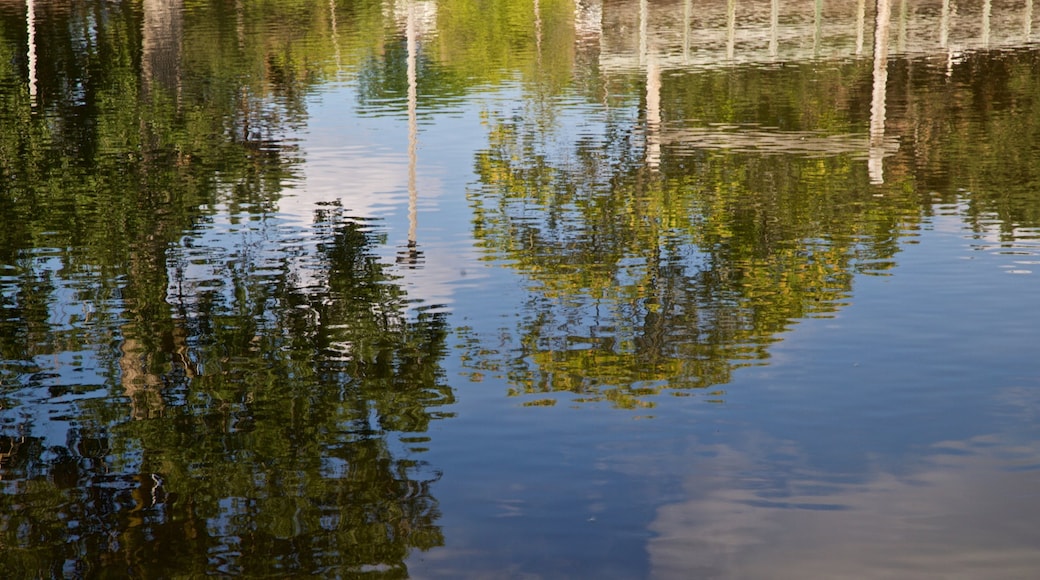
[2,0,1040,577]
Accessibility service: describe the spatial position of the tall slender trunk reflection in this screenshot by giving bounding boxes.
[940,0,950,48]
[640,0,649,66]
[236,0,245,50]
[943,0,955,77]
[982,0,991,47]
[128,0,186,419]
[771,0,780,58]
[857,0,866,55]
[26,0,37,104]
[1026,0,1034,39]
[897,0,907,53]
[535,0,543,63]
[141,0,183,100]
[119,338,164,420]
[401,0,422,266]
[727,0,736,60]
[646,55,661,170]
[813,0,822,57]
[640,0,660,169]
[684,0,692,62]
[870,0,892,185]
[330,0,342,76]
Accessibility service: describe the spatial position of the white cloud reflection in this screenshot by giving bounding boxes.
[648,434,1040,579]
[282,134,489,308]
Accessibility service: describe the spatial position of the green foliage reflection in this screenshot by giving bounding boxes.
[0,1,451,576]
[465,62,929,409]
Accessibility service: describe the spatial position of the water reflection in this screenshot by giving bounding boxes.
[401,0,424,267]
[869,0,892,183]
[649,434,1040,578]
[24,0,37,103]
[461,0,1040,409]
[2,0,1040,577]
[0,1,450,575]
[597,0,1035,71]
[467,129,904,406]
[141,0,183,99]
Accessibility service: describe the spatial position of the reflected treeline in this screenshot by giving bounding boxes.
[1,205,452,575]
[3,0,1040,569]
[354,0,577,113]
[891,48,1040,233]
[0,0,451,576]
[0,0,318,265]
[466,95,914,408]
[464,26,1040,407]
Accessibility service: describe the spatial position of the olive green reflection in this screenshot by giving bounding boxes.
[0,1,450,576]
[464,43,1040,408]
[1,207,452,576]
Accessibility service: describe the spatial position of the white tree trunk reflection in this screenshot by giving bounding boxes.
[869,0,892,185]
[141,0,183,99]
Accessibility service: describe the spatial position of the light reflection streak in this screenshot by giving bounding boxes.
[404,0,421,267]
[983,0,992,47]
[330,0,342,76]
[727,0,737,60]
[27,0,36,103]
[856,0,866,55]
[869,0,892,185]
[1027,0,1034,39]
[646,55,661,170]
[771,0,780,58]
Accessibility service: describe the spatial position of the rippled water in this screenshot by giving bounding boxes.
[2,0,1040,577]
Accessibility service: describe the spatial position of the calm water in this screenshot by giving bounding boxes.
[2,0,1040,577]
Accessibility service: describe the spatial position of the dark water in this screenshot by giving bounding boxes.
[2,0,1040,577]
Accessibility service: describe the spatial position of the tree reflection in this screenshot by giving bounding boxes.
[465,61,928,408]
[0,1,451,576]
[109,206,451,577]
[1,212,452,576]
[465,20,1040,409]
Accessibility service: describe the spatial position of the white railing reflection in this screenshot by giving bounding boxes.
[595,0,1035,72]
[595,0,1036,182]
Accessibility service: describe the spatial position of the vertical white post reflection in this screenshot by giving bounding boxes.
[940,0,950,48]
[1026,0,1034,40]
[640,0,659,170]
[727,0,736,60]
[897,0,907,53]
[856,0,866,55]
[869,0,892,185]
[982,0,991,47]
[770,0,780,58]
[942,0,954,78]
[406,0,419,260]
[534,0,542,60]
[236,0,245,50]
[142,0,184,101]
[813,0,822,57]
[26,0,37,104]
[646,55,661,170]
[639,0,648,66]
[330,0,342,76]
[684,0,692,63]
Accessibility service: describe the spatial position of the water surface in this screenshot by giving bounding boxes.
[2,0,1040,577]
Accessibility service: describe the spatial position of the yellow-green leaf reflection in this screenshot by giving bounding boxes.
[466,61,930,408]
[0,1,451,575]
